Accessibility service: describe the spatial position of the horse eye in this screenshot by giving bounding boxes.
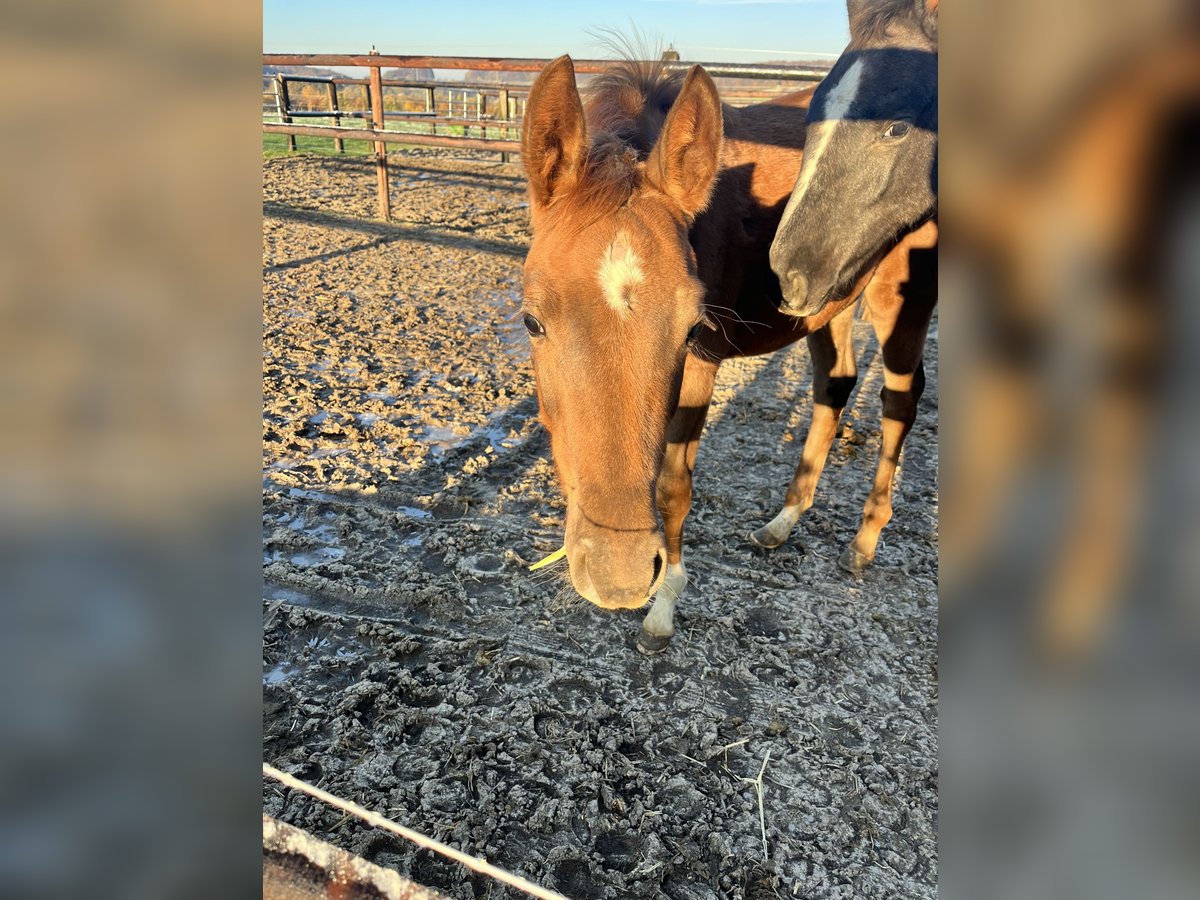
[523,313,545,336]
[883,121,911,139]
[687,321,705,343]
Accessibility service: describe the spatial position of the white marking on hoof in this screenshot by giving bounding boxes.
[597,230,643,312]
[751,505,801,549]
[642,562,686,639]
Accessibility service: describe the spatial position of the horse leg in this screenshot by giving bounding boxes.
[841,270,937,574]
[751,306,858,548]
[638,356,720,654]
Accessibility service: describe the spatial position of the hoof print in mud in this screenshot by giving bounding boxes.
[456,553,505,579]
[636,629,672,655]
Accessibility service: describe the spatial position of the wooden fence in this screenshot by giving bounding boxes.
[263,52,830,221]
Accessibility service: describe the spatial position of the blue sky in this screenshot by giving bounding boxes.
[263,0,851,63]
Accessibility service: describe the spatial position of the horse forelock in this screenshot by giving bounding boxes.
[541,58,685,234]
[545,44,816,274]
[849,0,932,47]
[538,142,636,235]
[584,58,685,155]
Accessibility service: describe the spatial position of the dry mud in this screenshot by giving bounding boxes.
[263,151,937,900]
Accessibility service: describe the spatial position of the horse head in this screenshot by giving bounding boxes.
[771,0,938,316]
[520,56,724,609]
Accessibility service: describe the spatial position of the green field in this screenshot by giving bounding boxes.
[262,132,375,158]
[262,114,517,159]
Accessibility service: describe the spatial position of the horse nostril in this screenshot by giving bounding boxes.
[787,270,807,298]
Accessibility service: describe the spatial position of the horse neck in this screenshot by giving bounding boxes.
[719,90,813,203]
[687,93,822,360]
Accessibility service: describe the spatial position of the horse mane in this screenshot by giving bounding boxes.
[584,57,685,155]
[849,0,926,45]
[548,53,686,228]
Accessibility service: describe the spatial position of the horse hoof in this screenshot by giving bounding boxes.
[749,526,785,550]
[838,546,872,575]
[637,628,672,655]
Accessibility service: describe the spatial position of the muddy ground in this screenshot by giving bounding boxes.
[263,151,937,899]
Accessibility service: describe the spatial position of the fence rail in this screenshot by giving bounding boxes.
[264,51,830,221]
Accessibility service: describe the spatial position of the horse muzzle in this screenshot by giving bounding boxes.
[567,534,667,610]
[777,271,829,318]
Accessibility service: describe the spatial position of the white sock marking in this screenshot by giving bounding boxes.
[759,505,801,545]
[643,561,687,637]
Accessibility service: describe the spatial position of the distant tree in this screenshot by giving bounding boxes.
[295,82,327,111]
[382,67,435,81]
[340,86,368,113]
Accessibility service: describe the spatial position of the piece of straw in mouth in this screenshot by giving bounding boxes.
[529,546,566,571]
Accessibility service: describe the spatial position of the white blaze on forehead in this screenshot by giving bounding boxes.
[785,57,867,213]
[820,56,866,123]
[597,230,644,312]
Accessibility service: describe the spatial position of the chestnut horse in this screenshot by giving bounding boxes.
[521,54,934,651]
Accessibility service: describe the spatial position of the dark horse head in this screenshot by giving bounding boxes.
[771,0,938,316]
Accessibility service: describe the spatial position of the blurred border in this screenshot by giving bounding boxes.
[0,2,263,896]
[942,2,1200,898]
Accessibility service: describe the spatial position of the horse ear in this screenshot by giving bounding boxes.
[522,55,588,216]
[646,65,723,220]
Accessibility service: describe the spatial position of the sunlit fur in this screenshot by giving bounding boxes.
[521,56,717,609]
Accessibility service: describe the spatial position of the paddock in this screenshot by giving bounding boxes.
[262,96,938,898]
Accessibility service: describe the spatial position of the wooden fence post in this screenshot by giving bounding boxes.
[326,81,344,153]
[498,87,511,164]
[367,51,390,221]
[276,74,296,152]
